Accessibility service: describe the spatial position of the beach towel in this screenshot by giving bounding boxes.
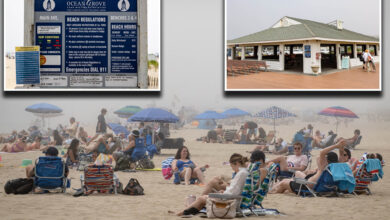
[364,159,383,181]
[328,163,356,193]
[162,157,174,180]
[241,162,277,209]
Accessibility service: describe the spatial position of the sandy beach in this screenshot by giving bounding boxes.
[0,117,389,220]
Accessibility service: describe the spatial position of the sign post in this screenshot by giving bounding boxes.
[24,0,148,89]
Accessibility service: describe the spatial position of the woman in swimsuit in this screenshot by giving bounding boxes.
[171,146,209,185]
[26,136,42,151]
[1,136,27,153]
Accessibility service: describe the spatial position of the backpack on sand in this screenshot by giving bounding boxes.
[4,178,34,194]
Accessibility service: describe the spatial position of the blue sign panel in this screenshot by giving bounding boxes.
[34,0,139,88]
[304,45,311,58]
[65,16,108,73]
[16,47,41,84]
[111,23,137,73]
[35,0,137,12]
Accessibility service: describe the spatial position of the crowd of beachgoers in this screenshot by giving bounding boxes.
[0,112,386,219]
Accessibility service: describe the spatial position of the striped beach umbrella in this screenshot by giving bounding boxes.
[114,106,142,118]
[318,106,359,133]
[255,106,296,132]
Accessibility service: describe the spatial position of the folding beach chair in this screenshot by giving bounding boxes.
[223,129,237,142]
[34,156,68,193]
[80,164,118,195]
[292,163,355,197]
[354,158,383,195]
[207,163,280,217]
[131,138,155,169]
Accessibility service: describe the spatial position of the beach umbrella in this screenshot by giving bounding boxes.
[114,105,142,118]
[128,108,179,123]
[25,103,63,129]
[318,106,359,133]
[222,108,251,118]
[128,108,179,144]
[255,106,297,132]
[194,111,227,120]
[108,123,130,137]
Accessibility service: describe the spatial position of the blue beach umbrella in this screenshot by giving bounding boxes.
[222,108,251,118]
[25,103,63,129]
[108,123,130,137]
[255,106,296,132]
[194,111,227,120]
[128,108,179,123]
[25,103,62,114]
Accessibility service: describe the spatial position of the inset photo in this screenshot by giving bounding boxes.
[225,0,381,91]
[4,0,160,91]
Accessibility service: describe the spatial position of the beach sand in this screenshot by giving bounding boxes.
[0,118,389,219]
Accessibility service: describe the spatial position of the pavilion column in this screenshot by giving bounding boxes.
[279,44,284,71]
[353,43,358,59]
[336,43,341,69]
[232,47,237,60]
[241,46,245,60]
[366,44,370,54]
[257,45,262,61]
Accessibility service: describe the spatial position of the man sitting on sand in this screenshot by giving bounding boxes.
[266,142,308,173]
[113,130,138,162]
[269,139,346,194]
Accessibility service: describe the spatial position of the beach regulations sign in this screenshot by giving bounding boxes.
[34,0,139,88]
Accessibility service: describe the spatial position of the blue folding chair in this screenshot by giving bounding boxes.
[34,156,68,193]
[131,138,147,162]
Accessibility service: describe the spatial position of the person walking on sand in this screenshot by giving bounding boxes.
[96,108,107,134]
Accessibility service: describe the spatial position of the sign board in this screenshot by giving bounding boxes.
[304,45,311,58]
[34,0,139,88]
[15,46,41,84]
[341,56,350,69]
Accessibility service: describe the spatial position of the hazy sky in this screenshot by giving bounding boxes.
[0,0,389,133]
[227,0,381,40]
[4,0,161,54]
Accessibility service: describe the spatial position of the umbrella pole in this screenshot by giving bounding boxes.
[335,117,339,134]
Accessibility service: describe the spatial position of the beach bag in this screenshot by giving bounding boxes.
[123,178,144,195]
[138,157,155,169]
[206,198,237,219]
[162,157,175,180]
[4,178,34,194]
[114,155,131,171]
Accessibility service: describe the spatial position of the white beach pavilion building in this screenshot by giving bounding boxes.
[227,17,380,74]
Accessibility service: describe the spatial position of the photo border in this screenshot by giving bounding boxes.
[223,0,382,92]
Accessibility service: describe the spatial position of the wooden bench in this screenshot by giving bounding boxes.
[227,60,268,76]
